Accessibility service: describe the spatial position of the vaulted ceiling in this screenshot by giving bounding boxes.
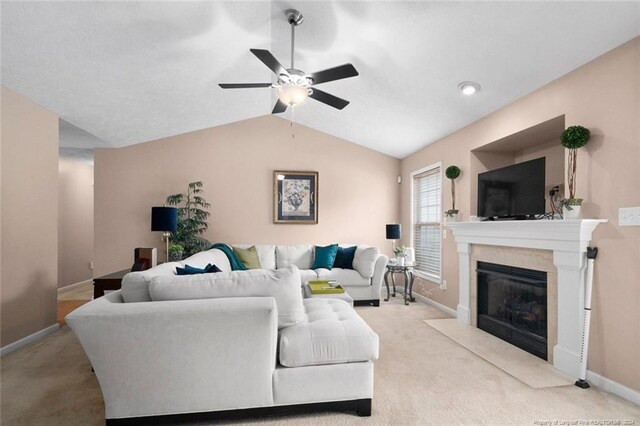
[2,1,639,158]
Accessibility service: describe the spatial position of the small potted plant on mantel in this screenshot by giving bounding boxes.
[445,165,461,221]
[168,244,184,262]
[560,125,591,219]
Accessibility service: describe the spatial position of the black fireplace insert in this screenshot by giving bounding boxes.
[477,261,548,360]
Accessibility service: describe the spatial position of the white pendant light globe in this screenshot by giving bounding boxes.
[276,84,309,106]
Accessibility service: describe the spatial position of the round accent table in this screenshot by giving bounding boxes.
[384,264,416,305]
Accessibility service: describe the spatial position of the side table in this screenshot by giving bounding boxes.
[93,269,131,299]
[384,265,416,305]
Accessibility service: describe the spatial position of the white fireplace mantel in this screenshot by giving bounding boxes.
[445,219,607,378]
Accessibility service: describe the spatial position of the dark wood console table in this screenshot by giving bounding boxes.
[93,269,131,299]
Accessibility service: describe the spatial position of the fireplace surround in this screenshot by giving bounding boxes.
[446,219,606,378]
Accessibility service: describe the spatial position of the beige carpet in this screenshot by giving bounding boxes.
[425,318,574,389]
[1,297,639,425]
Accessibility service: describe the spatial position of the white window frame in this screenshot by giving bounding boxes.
[410,161,443,284]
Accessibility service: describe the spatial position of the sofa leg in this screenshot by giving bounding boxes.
[356,398,372,416]
[372,300,380,307]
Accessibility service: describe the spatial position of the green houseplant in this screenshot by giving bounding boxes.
[166,181,211,257]
[560,126,591,218]
[168,244,184,262]
[445,165,461,220]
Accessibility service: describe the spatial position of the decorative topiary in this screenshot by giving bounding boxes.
[445,165,462,217]
[560,126,591,202]
[561,126,591,149]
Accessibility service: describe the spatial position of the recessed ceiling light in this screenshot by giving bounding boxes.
[458,81,481,96]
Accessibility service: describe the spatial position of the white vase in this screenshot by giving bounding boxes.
[397,256,405,266]
[563,205,581,219]
[446,213,459,222]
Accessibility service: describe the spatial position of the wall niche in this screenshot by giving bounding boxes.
[469,115,565,216]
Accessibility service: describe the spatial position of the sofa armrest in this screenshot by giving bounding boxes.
[66,291,278,419]
[370,255,389,299]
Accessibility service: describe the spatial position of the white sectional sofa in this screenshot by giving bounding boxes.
[121,244,388,306]
[67,265,380,423]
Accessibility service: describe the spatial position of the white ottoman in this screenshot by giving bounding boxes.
[279,299,379,367]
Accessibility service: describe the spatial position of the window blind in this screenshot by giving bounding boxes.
[412,167,441,280]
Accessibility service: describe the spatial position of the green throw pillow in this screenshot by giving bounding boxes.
[312,244,339,270]
[233,246,262,269]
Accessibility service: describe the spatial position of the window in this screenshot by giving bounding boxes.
[411,163,442,282]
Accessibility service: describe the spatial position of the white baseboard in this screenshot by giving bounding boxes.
[413,292,457,318]
[586,370,640,406]
[57,279,92,294]
[0,324,60,357]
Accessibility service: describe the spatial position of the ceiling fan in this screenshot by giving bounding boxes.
[219,9,358,114]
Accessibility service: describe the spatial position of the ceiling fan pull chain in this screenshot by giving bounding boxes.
[291,109,296,139]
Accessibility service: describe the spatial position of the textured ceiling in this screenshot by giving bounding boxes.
[2,1,639,158]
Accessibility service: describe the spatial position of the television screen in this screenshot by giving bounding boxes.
[477,157,546,219]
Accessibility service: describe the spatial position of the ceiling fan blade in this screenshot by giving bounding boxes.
[250,49,288,76]
[219,83,272,89]
[272,99,288,114]
[309,89,350,110]
[308,64,358,85]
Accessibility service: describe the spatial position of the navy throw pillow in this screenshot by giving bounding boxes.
[205,264,222,273]
[334,246,357,269]
[176,264,221,275]
[312,244,339,270]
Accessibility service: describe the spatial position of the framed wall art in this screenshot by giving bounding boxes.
[273,171,318,224]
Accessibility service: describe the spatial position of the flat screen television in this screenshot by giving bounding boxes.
[477,157,546,220]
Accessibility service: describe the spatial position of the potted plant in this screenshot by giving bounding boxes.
[445,165,461,221]
[168,244,184,262]
[166,181,212,256]
[560,125,591,219]
[393,246,407,266]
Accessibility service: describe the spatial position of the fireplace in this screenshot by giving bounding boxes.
[477,261,548,360]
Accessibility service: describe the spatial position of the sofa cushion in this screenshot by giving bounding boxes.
[352,246,380,278]
[316,268,371,287]
[299,269,318,284]
[276,245,313,269]
[149,266,304,329]
[312,244,338,270]
[182,249,232,271]
[333,246,356,269]
[233,244,276,270]
[233,246,262,269]
[122,262,182,302]
[279,299,379,367]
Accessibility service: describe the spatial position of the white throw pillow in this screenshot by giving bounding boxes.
[352,246,380,278]
[148,266,304,329]
[275,245,314,269]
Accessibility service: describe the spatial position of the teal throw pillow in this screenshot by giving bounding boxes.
[334,246,357,269]
[312,244,339,270]
[176,263,222,275]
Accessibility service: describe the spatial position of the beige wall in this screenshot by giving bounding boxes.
[94,115,401,276]
[401,38,640,390]
[1,86,59,347]
[58,157,94,288]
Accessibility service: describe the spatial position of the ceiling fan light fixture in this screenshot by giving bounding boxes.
[276,84,309,106]
[458,81,481,95]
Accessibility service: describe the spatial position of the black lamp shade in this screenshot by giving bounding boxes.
[386,224,401,240]
[151,207,178,232]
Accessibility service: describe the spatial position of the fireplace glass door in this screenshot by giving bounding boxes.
[477,261,547,360]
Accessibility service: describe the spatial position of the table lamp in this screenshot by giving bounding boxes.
[151,207,178,262]
[386,224,401,253]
